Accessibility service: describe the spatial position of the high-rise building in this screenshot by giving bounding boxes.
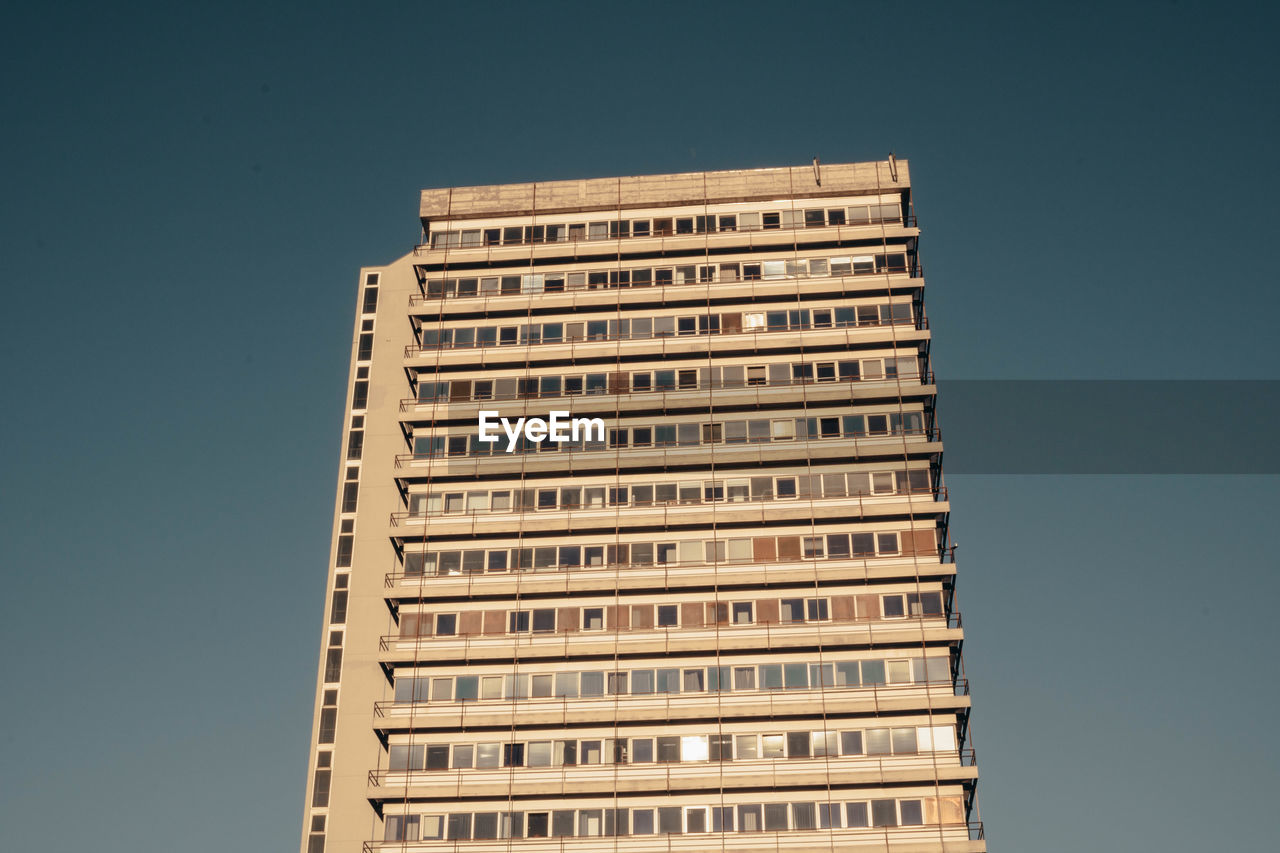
[300,159,983,853]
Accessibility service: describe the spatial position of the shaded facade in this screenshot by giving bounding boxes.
[300,160,984,852]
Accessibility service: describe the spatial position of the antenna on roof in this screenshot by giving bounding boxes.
[887,152,898,181]
[812,156,821,186]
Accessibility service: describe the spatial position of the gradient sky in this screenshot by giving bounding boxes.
[1,2,1277,851]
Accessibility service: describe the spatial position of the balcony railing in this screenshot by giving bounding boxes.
[365,819,982,852]
[401,372,936,411]
[367,747,977,788]
[404,316,926,359]
[384,544,953,590]
[394,426,940,465]
[412,212,919,256]
[378,610,963,654]
[407,264,924,308]
[374,677,970,719]
[390,486,947,527]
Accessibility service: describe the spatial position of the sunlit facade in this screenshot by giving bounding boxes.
[300,160,983,852]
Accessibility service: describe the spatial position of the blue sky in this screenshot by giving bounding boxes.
[1,1,1277,851]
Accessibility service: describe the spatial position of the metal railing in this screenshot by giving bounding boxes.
[394,426,941,465]
[400,371,936,411]
[365,819,981,852]
[390,486,947,526]
[379,609,962,652]
[407,263,924,308]
[384,540,951,589]
[366,747,976,788]
[411,213,918,256]
[404,316,925,359]
[373,677,971,720]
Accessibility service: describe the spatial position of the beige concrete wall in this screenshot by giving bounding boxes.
[421,159,908,221]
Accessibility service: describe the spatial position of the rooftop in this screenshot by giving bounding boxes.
[419,158,909,223]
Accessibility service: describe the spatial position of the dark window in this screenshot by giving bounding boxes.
[329,590,347,624]
[909,592,944,616]
[532,609,556,632]
[446,813,472,840]
[426,745,449,769]
[361,286,378,314]
[779,599,804,623]
[871,799,898,827]
[310,769,330,807]
[841,730,862,755]
[323,648,342,682]
[473,813,498,840]
[318,708,336,743]
[341,482,358,513]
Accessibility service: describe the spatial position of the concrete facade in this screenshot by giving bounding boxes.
[300,159,983,852]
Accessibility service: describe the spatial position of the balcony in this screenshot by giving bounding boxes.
[407,268,924,315]
[411,215,920,265]
[390,488,948,538]
[393,430,943,481]
[372,680,972,734]
[400,374,937,424]
[366,822,983,853]
[377,615,964,666]
[368,750,977,801]
[384,554,956,601]
[403,317,929,368]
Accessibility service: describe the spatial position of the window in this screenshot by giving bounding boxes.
[583,607,604,630]
[656,605,679,627]
[779,598,804,623]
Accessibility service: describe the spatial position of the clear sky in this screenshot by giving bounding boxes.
[1,1,1277,851]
